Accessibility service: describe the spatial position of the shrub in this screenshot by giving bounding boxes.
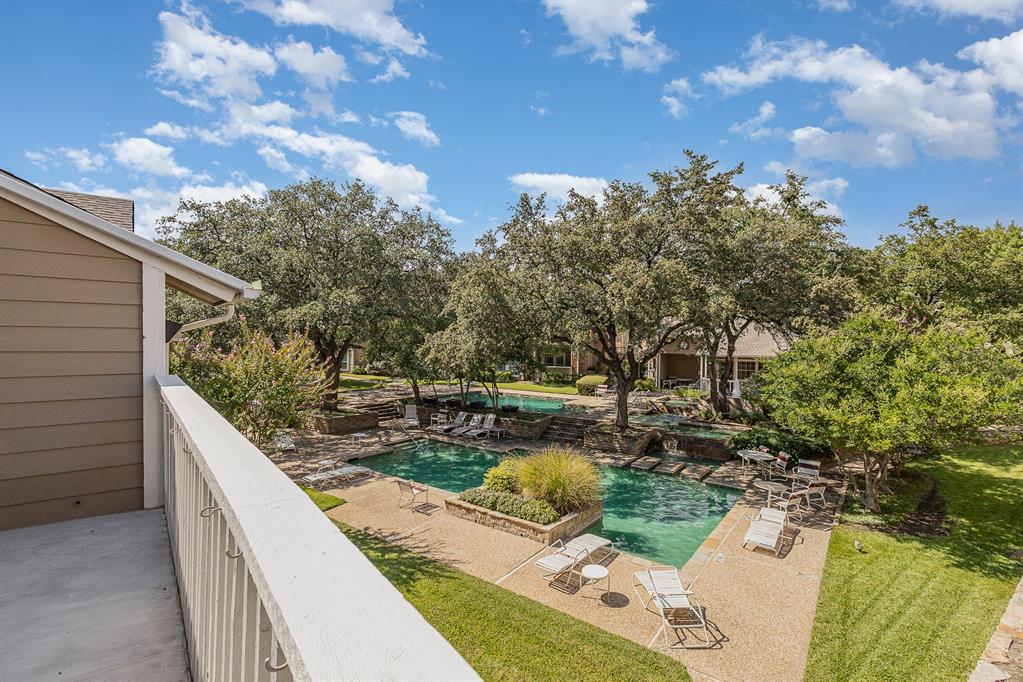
[495,370,514,383]
[517,446,602,515]
[673,386,703,399]
[458,488,559,525]
[575,374,609,396]
[728,426,832,462]
[540,370,577,385]
[483,457,522,494]
[170,323,325,448]
[351,364,368,375]
[634,378,655,391]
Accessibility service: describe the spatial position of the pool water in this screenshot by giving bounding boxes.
[463,391,568,413]
[362,440,740,567]
[584,467,740,567]
[361,441,501,492]
[631,413,744,440]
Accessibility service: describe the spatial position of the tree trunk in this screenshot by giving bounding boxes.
[861,453,888,513]
[410,377,421,402]
[706,358,722,416]
[613,366,634,431]
[323,353,342,411]
[491,378,500,414]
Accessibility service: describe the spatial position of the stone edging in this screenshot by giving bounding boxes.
[970,575,1023,682]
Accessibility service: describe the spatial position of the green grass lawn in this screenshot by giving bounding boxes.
[337,373,394,392]
[334,521,689,681]
[496,381,579,395]
[299,485,345,512]
[806,442,1023,681]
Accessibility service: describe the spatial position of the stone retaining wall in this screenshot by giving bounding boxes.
[303,411,379,435]
[445,497,602,545]
[584,427,662,456]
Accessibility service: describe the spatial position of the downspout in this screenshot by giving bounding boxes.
[170,303,235,342]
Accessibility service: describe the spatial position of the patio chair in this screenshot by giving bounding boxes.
[766,451,791,480]
[302,460,372,485]
[793,458,821,483]
[793,480,827,509]
[402,404,420,428]
[536,533,615,583]
[450,414,482,436]
[594,384,613,400]
[768,490,806,520]
[465,413,496,439]
[396,478,429,508]
[632,566,711,649]
[427,411,466,433]
[743,517,783,556]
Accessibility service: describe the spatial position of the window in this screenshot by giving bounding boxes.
[737,360,758,381]
[339,350,351,371]
[542,352,569,368]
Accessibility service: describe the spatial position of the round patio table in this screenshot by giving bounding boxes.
[581,564,610,603]
[753,479,789,505]
[738,449,774,474]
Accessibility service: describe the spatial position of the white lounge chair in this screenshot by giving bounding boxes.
[632,566,711,649]
[465,414,496,439]
[450,414,482,436]
[536,533,615,583]
[427,411,466,433]
[743,507,786,555]
[302,460,371,485]
[402,404,420,428]
[396,479,429,508]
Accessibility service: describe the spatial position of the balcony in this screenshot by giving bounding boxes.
[0,376,479,682]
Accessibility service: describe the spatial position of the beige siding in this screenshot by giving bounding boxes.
[0,197,143,530]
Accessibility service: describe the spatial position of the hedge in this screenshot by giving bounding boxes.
[728,426,832,462]
[575,374,609,396]
[458,488,559,525]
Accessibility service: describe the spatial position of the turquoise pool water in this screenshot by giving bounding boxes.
[463,391,568,413]
[631,413,745,440]
[362,441,740,567]
[361,441,502,492]
[584,467,740,566]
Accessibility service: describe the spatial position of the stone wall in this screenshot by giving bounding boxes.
[303,411,379,435]
[584,427,662,456]
[445,497,602,545]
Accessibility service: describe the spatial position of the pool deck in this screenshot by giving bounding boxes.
[318,463,843,682]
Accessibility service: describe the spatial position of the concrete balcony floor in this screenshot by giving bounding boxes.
[0,509,190,682]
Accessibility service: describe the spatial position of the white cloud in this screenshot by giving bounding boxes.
[703,34,1003,164]
[336,109,361,124]
[243,0,428,56]
[257,145,309,179]
[24,150,49,168]
[145,121,190,140]
[158,88,215,111]
[661,78,693,118]
[544,0,672,72]
[764,159,788,176]
[729,100,783,139]
[389,111,439,147]
[275,39,351,88]
[156,7,276,103]
[895,0,1023,23]
[531,104,550,116]
[109,137,192,178]
[63,147,106,172]
[807,176,850,198]
[790,127,916,166]
[745,176,847,217]
[817,0,853,10]
[355,48,383,65]
[508,172,608,201]
[370,57,410,83]
[958,30,1023,96]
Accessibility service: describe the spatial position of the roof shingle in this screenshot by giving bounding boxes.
[44,188,134,232]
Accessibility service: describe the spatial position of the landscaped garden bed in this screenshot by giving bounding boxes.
[303,408,379,434]
[445,495,601,544]
[448,446,604,543]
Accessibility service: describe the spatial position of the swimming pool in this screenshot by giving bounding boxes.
[463,391,568,413]
[361,440,739,567]
[360,441,502,492]
[631,413,745,440]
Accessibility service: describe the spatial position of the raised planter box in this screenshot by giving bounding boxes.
[303,410,379,435]
[445,496,602,545]
[583,426,662,456]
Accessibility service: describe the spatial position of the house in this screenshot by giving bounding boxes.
[650,326,788,395]
[0,171,478,681]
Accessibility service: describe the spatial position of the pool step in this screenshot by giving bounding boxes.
[543,414,602,445]
[653,461,686,475]
[680,464,714,481]
[631,456,663,471]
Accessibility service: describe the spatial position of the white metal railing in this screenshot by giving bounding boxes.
[158,375,479,682]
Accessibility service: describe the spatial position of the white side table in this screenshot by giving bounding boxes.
[581,564,610,603]
[350,432,370,448]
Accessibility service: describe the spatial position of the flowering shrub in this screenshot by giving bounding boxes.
[170,323,325,448]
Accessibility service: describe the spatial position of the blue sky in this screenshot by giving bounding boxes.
[2,0,1020,249]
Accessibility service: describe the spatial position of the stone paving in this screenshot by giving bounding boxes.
[311,444,842,682]
[971,576,1023,682]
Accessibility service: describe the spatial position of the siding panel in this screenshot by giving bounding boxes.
[0,352,141,377]
[0,198,144,528]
